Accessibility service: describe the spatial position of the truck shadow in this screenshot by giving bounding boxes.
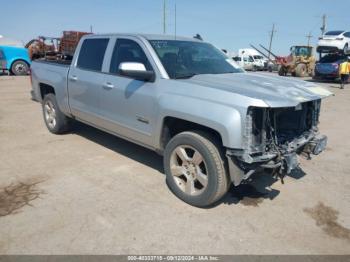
[72,122,164,173]
[221,173,280,207]
[220,168,306,207]
[72,122,307,207]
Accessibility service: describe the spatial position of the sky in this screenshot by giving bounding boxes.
[1,0,349,55]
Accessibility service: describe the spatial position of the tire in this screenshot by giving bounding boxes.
[309,68,315,77]
[343,44,349,54]
[278,65,286,76]
[295,63,307,77]
[11,60,29,76]
[42,93,71,134]
[164,131,229,207]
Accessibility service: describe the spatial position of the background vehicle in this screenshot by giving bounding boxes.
[238,48,265,70]
[0,45,31,75]
[314,53,349,81]
[317,30,350,54]
[31,34,331,207]
[26,36,60,60]
[232,55,254,70]
[264,45,316,77]
[26,31,90,60]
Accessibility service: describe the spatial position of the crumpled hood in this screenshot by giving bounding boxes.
[182,73,333,107]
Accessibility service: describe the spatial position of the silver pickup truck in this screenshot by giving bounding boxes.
[31,33,332,207]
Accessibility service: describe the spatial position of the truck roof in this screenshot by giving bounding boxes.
[82,33,201,42]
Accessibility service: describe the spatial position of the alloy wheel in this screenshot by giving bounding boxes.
[170,145,208,196]
[44,100,57,129]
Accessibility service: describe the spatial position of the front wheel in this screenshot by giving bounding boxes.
[295,63,307,77]
[278,65,286,76]
[343,44,349,54]
[164,131,230,207]
[11,60,29,76]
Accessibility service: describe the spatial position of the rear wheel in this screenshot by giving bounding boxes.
[42,94,71,134]
[295,63,307,77]
[11,60,29,76]
[164,131,229,207]
[278,65,286,76]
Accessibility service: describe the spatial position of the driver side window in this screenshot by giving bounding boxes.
[109,38,152,74]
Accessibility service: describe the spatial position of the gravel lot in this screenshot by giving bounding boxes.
[0,75,349,254]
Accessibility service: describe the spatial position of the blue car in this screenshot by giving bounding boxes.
[0,45,31,75]
[314,53,348,81]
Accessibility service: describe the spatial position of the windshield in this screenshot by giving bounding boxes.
[325,31,344,36]
[149,40,243,79]
[292,46,312,56]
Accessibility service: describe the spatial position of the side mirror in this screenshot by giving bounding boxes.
[118,62,155,82]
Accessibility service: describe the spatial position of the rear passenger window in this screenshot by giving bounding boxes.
[77,38,109,71]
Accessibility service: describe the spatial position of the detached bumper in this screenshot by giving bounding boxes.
[226,133,328,186]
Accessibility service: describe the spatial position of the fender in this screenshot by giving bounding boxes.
[155,94,244,149]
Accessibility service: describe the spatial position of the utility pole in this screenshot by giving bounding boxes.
[268,23,276,61]
[163,0,166,34]
[306,31,313,46]
[320,14,327,35]
[90,25,93,33]
[174,3,177,39]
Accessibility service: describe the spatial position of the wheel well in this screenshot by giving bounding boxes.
[10,59,30,73]
[160,117,223,150]
[39,83,55,99]
[11,59,30,68]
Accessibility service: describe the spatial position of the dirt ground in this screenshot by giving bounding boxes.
[0,75,349,254]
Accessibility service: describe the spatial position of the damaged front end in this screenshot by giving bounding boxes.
[227,99,327,186]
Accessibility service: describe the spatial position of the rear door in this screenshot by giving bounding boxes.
[68,37,110,125]
[99,37,158,147]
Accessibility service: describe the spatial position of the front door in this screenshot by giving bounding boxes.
[99,38,158,147]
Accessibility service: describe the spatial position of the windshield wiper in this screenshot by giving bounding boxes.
[174,73,198,79]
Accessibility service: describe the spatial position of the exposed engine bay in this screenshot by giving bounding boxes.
[227,99,328,185]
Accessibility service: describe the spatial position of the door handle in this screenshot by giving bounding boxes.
[69,75,78,82]
[102,82,114,90]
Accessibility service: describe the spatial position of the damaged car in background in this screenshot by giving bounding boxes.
[30,34,333,207]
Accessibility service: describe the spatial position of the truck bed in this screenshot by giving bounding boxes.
[35,58,72,66]
[30,59,71,107]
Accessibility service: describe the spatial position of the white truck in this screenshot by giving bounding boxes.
[238,48,266,70]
